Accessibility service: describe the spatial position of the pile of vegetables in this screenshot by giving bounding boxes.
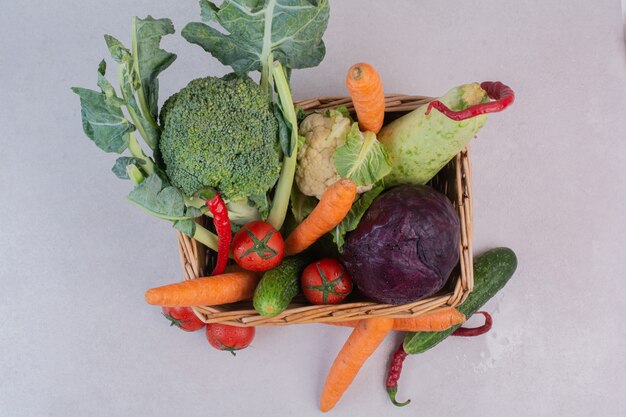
[73,0,518,412]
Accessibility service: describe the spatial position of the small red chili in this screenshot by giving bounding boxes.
[425,81,515,121]
[451,311,493,337]
[386,343,411,407]
[206,193,231,276]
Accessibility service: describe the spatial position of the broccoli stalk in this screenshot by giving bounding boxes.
[267,61,298,230]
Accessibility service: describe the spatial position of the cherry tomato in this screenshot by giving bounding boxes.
[301,258,353,305]
[161,306,206,332]
[232,221,284,272]
[206,323,255,355]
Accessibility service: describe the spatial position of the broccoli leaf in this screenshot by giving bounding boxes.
[273,102,293,157]
[182,0,329,77]
[127,173,198,220]
[132,16,177,123]
[118,53,160,149]
[333,123,392,187]
[71,86,134,153]
[112,157,145,179]
[104,32,162,150]
[331,183,384,252]
[173,219,196,236]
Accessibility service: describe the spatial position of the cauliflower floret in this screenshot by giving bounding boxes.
[295,111,351,199]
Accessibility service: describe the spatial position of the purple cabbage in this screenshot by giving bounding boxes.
[341,185,460,305]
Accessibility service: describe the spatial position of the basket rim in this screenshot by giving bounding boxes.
[176,95,474,326]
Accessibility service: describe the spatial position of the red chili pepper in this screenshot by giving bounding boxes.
[206,193,231,276]
[386,343,411,407]
[425,81,515,121]
[451,311,493,337]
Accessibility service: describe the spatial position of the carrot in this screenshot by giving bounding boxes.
[326,308,466,332]
[145,271,260,307]
[284,179,357,256]
[345,63,385,134]
[320,317,394,412]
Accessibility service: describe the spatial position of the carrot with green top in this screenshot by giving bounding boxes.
[284,178,357,256]
[320,317,394,412]
[345,63,385,134]
[145,271,260,307]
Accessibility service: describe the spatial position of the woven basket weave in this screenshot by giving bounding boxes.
[176,94,474,326]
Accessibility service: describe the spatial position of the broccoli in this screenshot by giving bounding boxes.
[159,75,281,213]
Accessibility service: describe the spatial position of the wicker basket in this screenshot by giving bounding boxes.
[176,94,474,326]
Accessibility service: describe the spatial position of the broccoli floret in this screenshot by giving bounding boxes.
[159,75,281,207]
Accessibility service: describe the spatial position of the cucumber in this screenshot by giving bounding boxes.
[253,256,310,317]
[403,247,518,354]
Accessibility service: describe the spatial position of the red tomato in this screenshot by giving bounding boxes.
[161,306,206,332]
[232,221,284,272]
[301,259,353,305]
[206,323,255,355]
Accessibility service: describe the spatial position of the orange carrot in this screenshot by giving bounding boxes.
[320,317,394,412]
[345,63,385,134]
[145,271,260,307]
[284,179,357,256]
[326,308,466,332]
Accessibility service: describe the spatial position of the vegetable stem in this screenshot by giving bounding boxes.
[127,133,155,175]
[117,64,156,150]
[258,0,277,97]
[131,17,160,131]
[267,61,298,230]
[190,222,220,253]
[260,52,274,98]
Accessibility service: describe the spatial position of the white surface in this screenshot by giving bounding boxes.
[1,1,625,416]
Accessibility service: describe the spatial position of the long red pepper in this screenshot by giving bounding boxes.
[451,311,493,337]
[386,343,411,407]
[425,81,515,121]
[206,193,231,275]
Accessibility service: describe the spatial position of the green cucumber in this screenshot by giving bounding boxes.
[403,247,518,354]
[253,256,310,317]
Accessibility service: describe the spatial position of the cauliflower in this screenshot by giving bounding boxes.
[295,110,353,198]
[296,111,348,198]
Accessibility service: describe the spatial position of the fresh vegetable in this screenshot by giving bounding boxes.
[145,271,260,307]
[332,123,391,189]
[253,256,310,316]
[403,247,518,354]
[345,63,385,134]
[161,306,206,332]
[159,74,281,216]
[426,81,515,121]
[301,259,352,305]
[74,0,332,247]
[386,343,410,407]
[295,111,390,199]
[379,82,514,186]
[232,221,284,272]
[206,323,255,355]
[295,110,352,199]
[451,311,492,336]
[326,307,466,332]
[385,312,493,407]
[320,318,394,412]
[182,0,331,230]
[387,249,515,407]
[284,179,357,256]
[206,193,231,275]
[342,184,460,304]
[182,0,330,97]
[72,19,222,251]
